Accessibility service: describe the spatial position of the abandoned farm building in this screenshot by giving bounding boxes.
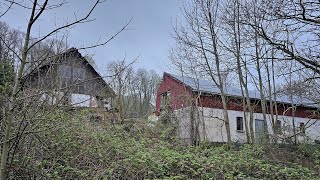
[156,72,320,144]
[23,48,115,110]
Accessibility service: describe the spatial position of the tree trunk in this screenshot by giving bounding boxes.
[232,0,253,143]
[0,13,33,180]
[266,49,276,143]
[253,3,269,142]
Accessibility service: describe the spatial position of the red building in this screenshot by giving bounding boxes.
[156,72,319,143]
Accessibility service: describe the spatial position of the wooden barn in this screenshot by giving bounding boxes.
[156,72,320,144]
[23,48,115,110]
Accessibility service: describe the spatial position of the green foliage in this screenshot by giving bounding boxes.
[9,110,320,179]
[0,59,14,95]
[297,143,320,171]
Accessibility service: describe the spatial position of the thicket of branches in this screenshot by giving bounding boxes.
[0,0,319,178]
[107,59,161,119]
[0,0,132,179]
[171,0,320,146]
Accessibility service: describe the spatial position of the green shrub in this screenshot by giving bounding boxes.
[8,110,320,179]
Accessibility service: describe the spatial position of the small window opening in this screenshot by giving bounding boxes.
[73,67,85,80]
[160,90,171,111]
[236,117,244,131]
[76,84,85,94]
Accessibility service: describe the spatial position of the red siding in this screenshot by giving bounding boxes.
[199,95,243,111]
[155,73,193,115]
[198,94,317,119]
[156,73,318,119]
[274,104,316,119]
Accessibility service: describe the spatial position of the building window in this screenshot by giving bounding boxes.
[236,117,244,131]
[73,67,85,80]
[76,84,85,94]
[71,67,86,93]
[58,65,72,79]
[160,91,171,111]
[58,65,85,81]
[300,122,306,134]
[59,65,71,88]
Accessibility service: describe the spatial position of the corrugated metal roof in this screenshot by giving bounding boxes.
[167,73,318,108]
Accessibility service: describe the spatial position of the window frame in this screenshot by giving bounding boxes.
[236,116,244,132]
[73,67,86,81]
[76,84,85,94]
[58,65,72,79]
[58,65,72,88]
[160,90,171,111]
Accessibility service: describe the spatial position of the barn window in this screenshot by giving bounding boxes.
[69,67,86,93]
[76,84,85,94]
[236,117,244,131]
[73,67,85,80]
[59,65,72,87]
[300,122,306,134]
[160,91,171,110]
[58,65,72,79]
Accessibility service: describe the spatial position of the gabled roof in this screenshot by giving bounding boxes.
[66,48,116,97]
[24,48,115,97]
[61,48,110,89]
[165,72,318,108]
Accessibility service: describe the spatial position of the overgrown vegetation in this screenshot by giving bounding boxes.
[0,59,14,95]
[1,0,319,179]
[7,110,319,179]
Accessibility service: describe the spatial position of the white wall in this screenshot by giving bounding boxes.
[175,107,192,144]
[38,92,112,109]
[39,92,64,105]
[175,107,320,143]
[103,97,111,110]
[71,94,91,107]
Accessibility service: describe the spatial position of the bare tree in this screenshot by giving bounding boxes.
[223,0,256,143]
[170,47,205,144]
[0,0,14,18]
[242,0,320,142]
[107,59,160,119]
[253,0,320,76]
[0,1,130,178]
[172,0,233,146]
[107,59,131,118]
[252,0,269,142]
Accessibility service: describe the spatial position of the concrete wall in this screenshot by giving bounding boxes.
[175,107,320,144]
[175,107,192,144]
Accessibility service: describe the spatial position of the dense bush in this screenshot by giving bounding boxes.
[0,59,14,95]
[8,110,320,179]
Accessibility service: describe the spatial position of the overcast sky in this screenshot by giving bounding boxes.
[2,0,183,75]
